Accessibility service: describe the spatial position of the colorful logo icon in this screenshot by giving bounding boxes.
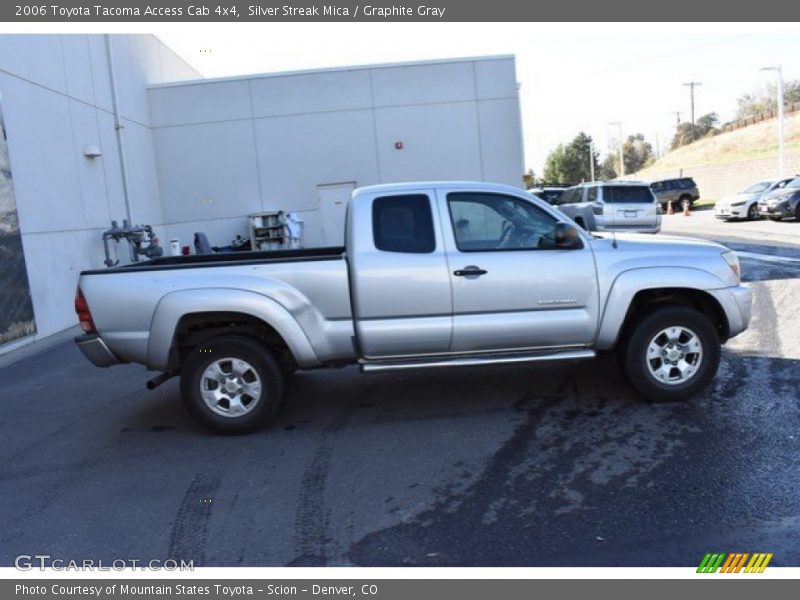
[697,553,773,573]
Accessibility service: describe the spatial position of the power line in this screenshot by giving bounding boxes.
[588,34,749,77]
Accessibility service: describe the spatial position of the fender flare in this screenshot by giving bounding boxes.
[595,267,728,350]
[147,288,320,370]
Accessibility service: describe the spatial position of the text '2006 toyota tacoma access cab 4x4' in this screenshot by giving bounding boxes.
[74,182,752,433]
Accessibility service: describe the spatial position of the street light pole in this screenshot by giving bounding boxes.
[761,65,786,177]
[589,138,595,182]
[609,121,624,178]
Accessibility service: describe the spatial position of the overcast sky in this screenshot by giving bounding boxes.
[158,23,800,175]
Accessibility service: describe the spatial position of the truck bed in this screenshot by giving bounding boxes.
[81,246,346,275]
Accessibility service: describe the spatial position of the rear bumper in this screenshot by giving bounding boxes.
[75,333,121,367]
[596,223,661,234]
[709,285,753,340]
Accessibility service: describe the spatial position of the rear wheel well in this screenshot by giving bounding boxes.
[617,288,729,347]
[169,311,297,374]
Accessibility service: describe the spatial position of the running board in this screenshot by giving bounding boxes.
[360,349,595,373]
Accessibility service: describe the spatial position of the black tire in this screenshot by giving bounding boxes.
[623,306,720,403]
[795,204,800,222]
[747,203,759,220]
[180,335,285,434]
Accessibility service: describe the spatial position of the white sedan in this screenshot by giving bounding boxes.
[714,178,794,221]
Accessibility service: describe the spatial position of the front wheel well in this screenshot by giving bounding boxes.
[616,288,729,347]
[169,311,297,374]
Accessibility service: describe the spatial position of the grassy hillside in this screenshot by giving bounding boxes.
[644,112,800,171]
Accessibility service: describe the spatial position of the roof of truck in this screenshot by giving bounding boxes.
[354,181,528,196]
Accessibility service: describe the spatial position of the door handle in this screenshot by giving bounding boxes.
[454,266,488,277]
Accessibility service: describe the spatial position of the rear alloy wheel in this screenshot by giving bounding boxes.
[624,306,720,403]
[180,335,285,434]
[747,203,759,220]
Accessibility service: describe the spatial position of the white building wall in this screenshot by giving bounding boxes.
[148,56,524,248]
[0,47,524,353]
[0,34,199,350]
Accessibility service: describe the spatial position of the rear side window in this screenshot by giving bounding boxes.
[372,194,436,253]
[560,188,578,204]
[604,186,655,203]
[587,187,598,202]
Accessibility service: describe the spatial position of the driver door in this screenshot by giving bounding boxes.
[437,190,600,353]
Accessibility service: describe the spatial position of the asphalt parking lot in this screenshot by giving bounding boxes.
[1,211,799,567]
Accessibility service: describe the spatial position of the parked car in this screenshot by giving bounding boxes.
[75,181,750,433]
[556,181,661,234]
[529,186,569,205]
[650,177,700,210]
[715,178,794,221]
[758,175,800,221]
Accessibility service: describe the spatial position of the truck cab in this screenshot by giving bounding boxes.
[350,182,598,359]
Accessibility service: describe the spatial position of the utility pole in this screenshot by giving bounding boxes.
[608,121,624,178]
[674,111,682,127]
[589,138,595,182]
[761,65,786,177]
[683,81,702,124]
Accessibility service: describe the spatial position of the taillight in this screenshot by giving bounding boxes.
[592,203,604,216]
[74,287,96,333]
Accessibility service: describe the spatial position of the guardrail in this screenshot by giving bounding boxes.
[719,101,800,134]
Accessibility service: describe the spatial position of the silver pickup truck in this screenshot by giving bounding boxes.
[75,181,752,433]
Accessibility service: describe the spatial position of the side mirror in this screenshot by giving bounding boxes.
[553,222,583,249]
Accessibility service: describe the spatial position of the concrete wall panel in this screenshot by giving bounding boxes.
[154,120,261,223]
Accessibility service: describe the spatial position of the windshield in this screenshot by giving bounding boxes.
[604,186,654,203]
[742,182,770,194]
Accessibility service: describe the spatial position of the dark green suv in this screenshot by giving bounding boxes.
[650,177,700,210]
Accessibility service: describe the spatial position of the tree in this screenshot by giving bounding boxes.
[623,133,655,174]
[736,80,800,120]
[600,154,617,180]
[597,134,654,177]
[670,112,719,150]
[542,132,599,184]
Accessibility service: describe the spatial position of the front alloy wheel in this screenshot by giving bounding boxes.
[646,326,703,385]
[623,305,720,403]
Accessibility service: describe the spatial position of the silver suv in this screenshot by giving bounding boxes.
[556,181,661,234]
